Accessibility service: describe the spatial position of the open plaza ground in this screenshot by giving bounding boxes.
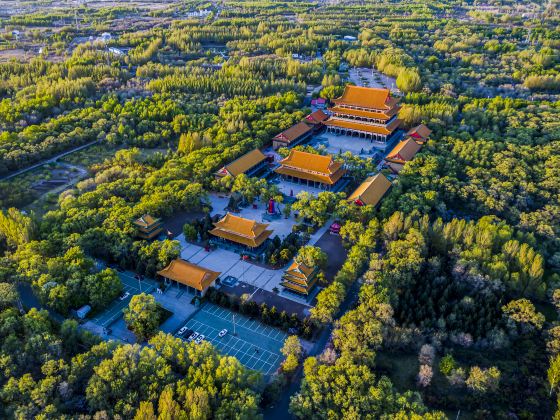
[176,217,334,303]
[207,193,298,239]
[311,131,402,158]
[177,303,288,375]
[347,66,397,91]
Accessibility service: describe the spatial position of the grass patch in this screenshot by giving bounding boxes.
[375,351,418,391]
[60,144,122,168]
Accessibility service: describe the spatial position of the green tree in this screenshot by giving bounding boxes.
[439,354,457,376]
[123,293,161,342]
[549,354,560,396]
[502,299,545,333]
[466,366,501,393]
[294,246,327,269]
[396,68,422,93]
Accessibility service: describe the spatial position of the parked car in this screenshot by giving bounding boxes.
[119,292,130,301]
[178,326,188,335]
[218,329,228,338]
[195,335,205,344]
[188,332,199,342]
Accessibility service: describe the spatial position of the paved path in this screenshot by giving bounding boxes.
[263,279,362,419]
[0,139,100,181]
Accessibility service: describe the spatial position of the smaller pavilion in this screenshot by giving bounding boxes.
[347,173,392,207]
[133,214,163,240]
[215,149,267,180]
[273,122,313,150]
[281,261,319,296]
[384,138,422,173]
[407,124,432,143]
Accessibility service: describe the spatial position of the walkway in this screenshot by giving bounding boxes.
[0,139,100,181]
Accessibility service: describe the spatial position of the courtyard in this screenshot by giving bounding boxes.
[175,216,333,304]
[208,193,299,239]
[347,66,397,91]
[311,131,402,158]
[178,303,288,375]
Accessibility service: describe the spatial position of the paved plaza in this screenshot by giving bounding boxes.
[178,237,286,294]
[177,303,287,375]
[206,193,298,238]
[175,219,333,305]
[274,180,331,199]
[153,287,199,334]
[312,132,397,158]
[348,67,397,91]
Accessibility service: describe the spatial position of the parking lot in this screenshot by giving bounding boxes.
[89,271,157,328]
[177,303,287,375]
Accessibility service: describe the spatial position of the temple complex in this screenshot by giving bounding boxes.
[325,86,401,144]
[274,150,346,190]
[209,213,273,253]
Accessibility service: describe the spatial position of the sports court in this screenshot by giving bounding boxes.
[90,272,156,328]
[182,303,287,375]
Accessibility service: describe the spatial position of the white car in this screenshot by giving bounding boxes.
[178,326,188,335]
[119,292,130,301]
[218,329,228,338]
[188,332,199,342]
[195,335,205,344]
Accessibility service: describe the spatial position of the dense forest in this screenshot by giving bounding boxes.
[0,0,559,418]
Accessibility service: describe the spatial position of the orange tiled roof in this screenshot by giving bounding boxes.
[387,161,405,174]
[407,124,432,139]
[282,261,318,294]
[218,149,266,177]
[324,118,401,135]
[284,261,317,279]
[328,105,399,120]
[275,166,344,185]
[332,85,398,110]
[210,213,273,248]
[279,150,342,174]
[133,214,160,228]
[385,138,422,163]
[304,109,329,124]
[347,173,392,207]
[280,281,311,294]
[274,122,312,143]
[157,259,220,291]
[275,150,345,185]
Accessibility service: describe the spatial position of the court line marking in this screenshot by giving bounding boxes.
[185,317,281,374]
[200,307,287,345]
